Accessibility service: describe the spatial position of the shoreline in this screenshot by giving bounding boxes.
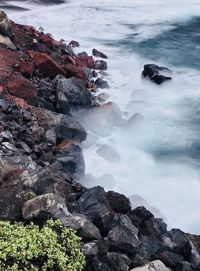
[0,11,200,271]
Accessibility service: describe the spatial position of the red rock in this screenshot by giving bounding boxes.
[63,63,89,81]
[76,52,95,68]
[61,55,76,65]
[0,47,19,83]
[0,86,3,93]
[6,74,38,105]
[40,34,55,48]
[18,61,34,78]
[4,94,29,109]
[86,81,97,92]
[34,52,66,79]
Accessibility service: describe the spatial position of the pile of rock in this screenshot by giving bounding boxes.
[0,11,199,271]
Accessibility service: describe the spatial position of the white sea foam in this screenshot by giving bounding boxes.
[8,0,200,233]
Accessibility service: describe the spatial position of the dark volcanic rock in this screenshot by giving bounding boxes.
[92,48,107,59]
[69,186,115,235]
[95,78,110,89]
[142,64,172,85]
[106,191,131,214]
[54,76,92,113]
[108,214,140,254]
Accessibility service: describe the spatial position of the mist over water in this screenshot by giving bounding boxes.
[8,0,200,233]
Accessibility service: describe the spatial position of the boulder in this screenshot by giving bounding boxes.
[130,260,172,271]
[69,186,115,235]
[0,10,12,37]
[0,34,16,49]
[108,214,140,253]
[106,191,131,214]
[76,52,95,68]
[104,252,131,271]
[92,48,107,59]
[6,75,38,105]
[54,76,92,112]
[94,60,107,70]
[152,251,185,269]
[34,52,66,78]
[95,78,110,89]
[18,61,34,78]
[142,64,171,85]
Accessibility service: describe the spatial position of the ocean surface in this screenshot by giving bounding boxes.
[6,0,200,233]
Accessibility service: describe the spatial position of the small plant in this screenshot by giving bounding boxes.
[0,219,85,271]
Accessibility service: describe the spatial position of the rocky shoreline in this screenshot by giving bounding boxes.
[0,11,200,271]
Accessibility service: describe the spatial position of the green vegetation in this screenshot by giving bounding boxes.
[0,219,85,271]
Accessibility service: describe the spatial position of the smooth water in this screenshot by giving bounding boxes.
[7,0,200,233]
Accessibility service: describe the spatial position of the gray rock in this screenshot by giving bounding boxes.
[130,260,172,271]
[108,214,140,253]
[0,11,12,37]
[54,76,92,113]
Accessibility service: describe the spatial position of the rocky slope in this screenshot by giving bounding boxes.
[0,10,200,271]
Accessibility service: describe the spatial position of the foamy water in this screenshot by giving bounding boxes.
[8,0,200,233]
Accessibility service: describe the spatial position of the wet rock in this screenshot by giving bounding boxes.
[69,40,80,47]
[128,206,167,238]
[34,52,66,78]
[0,10,12,37]
[6,75,38,105]
[130,260,172,271]
[54,76,92,112]
[55,142,85,181]
[83,242,99,257]
[95,78,110,89]
[94,60,107,70]
[76,52,95,68]
[142,64,172,85]
[108,214,140,253]
[92,48,107,59]
[96,144,121,162]
[69,186,115,235]
[106,191,131,214]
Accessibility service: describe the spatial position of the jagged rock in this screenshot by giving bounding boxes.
[92,49,107,59]
[108,214,140,253]
[130,260,172,271]
[34,52,66,79]
[69,186,115,235]
[69,40,80,47]
[104,252,131,271]
[94,60,107,70]
[142,64,172,85]
[0,10,12,37]
[95,78,110,89]
[0,34,16,49]
[86,257,111,271]
[76,52,95,68]
[83,240,109,258]
[55,142,85,181]
[162,229,200,269]
[106,191,131,214]
[152,251,185,269]
[54,76,92,113]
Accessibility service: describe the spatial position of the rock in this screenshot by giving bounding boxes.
[6,75,38,105]
[106,191,131,214]
[76,52,95,68]
[96,144,121,162]
[63,63,93,81]
[86,257,111,271]
[92,49,107,59]
[69,40,80,47]
[94,60,107,70]
[83,240,109,258]
[18,61,34,78]
[152,251,184,269]
[162,229,200,269]
[59,213,102,241]
[176,262,193,271]
[34,52,66,78]
[83,242,99,257]
[0,34,16,49]
[95,78,110,89]
[108,214,140,254]
[142,64,172,85]
[97,92,110,103]
[69,186,115,235]
[54,76,92,112]
[130,260,172,271]
[0,11,12,37]
[55,142,85,181]
[128,206,167,238]
[104,252,131,271]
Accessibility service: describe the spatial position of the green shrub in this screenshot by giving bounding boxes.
[0,219,85,271]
